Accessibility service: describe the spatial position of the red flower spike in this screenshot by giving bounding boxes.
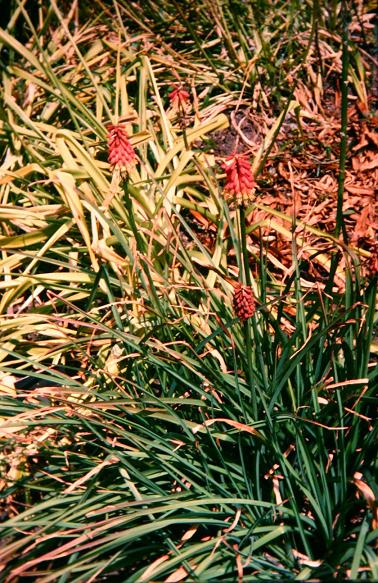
[222,153,256,206]
[107,124,136,170]
[233,283,256,321]
[168,85,190,110]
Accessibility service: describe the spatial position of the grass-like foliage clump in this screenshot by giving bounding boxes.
[0,0,377,580]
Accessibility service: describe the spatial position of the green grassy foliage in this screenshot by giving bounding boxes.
[0,1,377,580]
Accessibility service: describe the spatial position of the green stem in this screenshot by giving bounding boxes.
[239,205,251,287]
[238,206,257,419]
[335,0,349,243]
[239,205,272,426]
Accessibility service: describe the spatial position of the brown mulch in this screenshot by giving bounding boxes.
[195,63,377,289]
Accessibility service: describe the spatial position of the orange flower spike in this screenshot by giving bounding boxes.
[233,283,256,321]
[222,154,256,206]
[168,85,190,109]
[107,124,136,170]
